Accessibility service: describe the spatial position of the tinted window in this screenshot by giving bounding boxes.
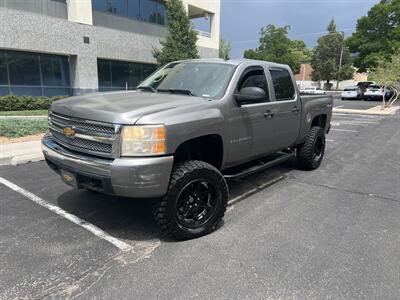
[141,0,158,23]
[41,54,69,86]
[0,50,70,97]
[0,52,7,85]
[98,60,112,89]
[8,52,41,85]
[98,59,157,91]
[270,68,295,101]
[238,69,269,102]
[127,0,140,19]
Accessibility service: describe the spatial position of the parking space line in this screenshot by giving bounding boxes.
[0,177,132,252]
[331,128,358,132]
[326,139,335,142]
[228,175,285,207]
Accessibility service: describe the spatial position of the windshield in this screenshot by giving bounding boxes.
[138,62,236,99]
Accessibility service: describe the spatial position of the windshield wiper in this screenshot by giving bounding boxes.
[157,88,196,96]
[136,86,157,93]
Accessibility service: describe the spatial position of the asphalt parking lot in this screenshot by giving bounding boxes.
[1,97,399,299]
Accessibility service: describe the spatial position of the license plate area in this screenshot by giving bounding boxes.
[60,170,79,188]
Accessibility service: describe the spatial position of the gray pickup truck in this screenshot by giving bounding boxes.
[42,59,332,240]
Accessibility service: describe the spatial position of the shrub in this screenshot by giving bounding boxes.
[0,95,65,111]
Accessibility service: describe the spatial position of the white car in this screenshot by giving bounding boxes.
[300,87,326,95]
[364,85,392,101]
[341,86,361,100]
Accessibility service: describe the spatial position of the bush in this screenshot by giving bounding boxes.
[0,95,65,111]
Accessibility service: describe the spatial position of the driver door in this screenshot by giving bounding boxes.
[227,66,277,165]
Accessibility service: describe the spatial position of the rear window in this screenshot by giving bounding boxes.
[270,68,295,101]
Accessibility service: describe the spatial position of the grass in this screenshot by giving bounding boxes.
[0,110,48,116]
[0,119,48,138]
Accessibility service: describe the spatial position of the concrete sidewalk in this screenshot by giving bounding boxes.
[0,140,43,166]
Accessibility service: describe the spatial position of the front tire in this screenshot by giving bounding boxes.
[153,160,228,240]
[297,126,326,170]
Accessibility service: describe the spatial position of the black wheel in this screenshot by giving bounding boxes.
[297,126,326,170]
[153,160,228,240]
[341,97,345,100]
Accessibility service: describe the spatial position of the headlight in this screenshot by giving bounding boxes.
[121,125,166,156]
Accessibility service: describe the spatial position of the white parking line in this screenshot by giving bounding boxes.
[326,139,335,142]
[0,177,132,252]
[331,128,358,132]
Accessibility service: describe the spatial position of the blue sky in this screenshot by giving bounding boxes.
[220,0,379,58]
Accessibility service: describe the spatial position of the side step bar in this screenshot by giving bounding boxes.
[223,151,296,181]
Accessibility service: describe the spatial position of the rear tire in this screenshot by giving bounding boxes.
[153,160,228,240]
[297,126,326,170]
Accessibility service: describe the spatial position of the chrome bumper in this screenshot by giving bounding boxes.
[41,135,174,198]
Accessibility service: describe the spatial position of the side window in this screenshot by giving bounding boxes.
[270,68,295,101]
[238,68,270,102]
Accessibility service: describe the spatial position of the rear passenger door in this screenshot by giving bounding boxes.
[267,67,302,150]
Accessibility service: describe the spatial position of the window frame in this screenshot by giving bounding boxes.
[235,66,272,107]
[268,67,297,103]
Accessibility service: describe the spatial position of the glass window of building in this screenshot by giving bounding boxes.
[127,0,140,19]
[92,0,166,25]
[98,59,157,91]
[0,50,70,97]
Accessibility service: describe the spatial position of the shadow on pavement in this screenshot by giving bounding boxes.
[56,158,297,242]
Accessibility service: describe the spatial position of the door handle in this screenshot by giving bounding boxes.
[264,110,275,119]
[292,106,300,113]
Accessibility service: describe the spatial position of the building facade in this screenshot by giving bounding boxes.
[0,0,220,96]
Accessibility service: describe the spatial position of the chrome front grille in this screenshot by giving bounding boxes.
[48,112,120,158]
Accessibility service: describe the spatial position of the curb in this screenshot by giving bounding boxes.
[333,105,399,116]
[0,153,44,166]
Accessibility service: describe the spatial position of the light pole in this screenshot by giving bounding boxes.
[336,31,345,91]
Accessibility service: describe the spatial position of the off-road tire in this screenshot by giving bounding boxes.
[297,126,326,170]
[153,160,228,240]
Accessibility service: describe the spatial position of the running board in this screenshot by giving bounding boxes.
[223,151,296,181]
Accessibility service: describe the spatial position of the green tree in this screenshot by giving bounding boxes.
[243,25,311,74]
[219,38,231,60]
[347,0,400,72]
[311,20,353,88]
[369,51,400,106]
[152,0,199,65]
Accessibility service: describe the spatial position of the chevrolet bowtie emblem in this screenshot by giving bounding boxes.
[63,127,75,138]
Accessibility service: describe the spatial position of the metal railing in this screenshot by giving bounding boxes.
[195,30,211,38]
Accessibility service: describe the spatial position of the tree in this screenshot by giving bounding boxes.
[311,19,353,88]
[243,25,311,74]
[347,0,400,72]
[219,38,231,60]
[153,0,199,65]
[369,51,400,107]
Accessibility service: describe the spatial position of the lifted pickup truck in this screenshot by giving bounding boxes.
[42,59,332,240]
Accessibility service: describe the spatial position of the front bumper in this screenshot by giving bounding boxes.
[41,135,174,198]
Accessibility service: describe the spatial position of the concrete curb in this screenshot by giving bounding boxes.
[333,105,399,116]
[0,115,47,120]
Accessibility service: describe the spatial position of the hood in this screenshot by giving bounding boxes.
[50,91,206,124]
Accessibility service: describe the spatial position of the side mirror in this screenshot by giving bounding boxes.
[235,87,266,106]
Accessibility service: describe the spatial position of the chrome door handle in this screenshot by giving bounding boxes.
[264,111,275,118]
[292,106,300,113]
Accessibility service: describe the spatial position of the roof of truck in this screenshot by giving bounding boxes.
[176,58,291,69]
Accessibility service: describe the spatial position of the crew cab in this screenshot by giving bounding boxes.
[42,59,333,240]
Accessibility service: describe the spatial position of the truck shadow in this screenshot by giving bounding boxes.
[56,158,296,243]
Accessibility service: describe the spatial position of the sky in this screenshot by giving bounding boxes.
[220,0,379,58]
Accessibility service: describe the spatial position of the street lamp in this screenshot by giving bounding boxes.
[336,31,345,91]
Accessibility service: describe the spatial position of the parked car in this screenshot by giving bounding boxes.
[42,59,333,240]
[356,81,375,99]
[300,87,326,95]
[341,86,362,100]
[364,84,393,101]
